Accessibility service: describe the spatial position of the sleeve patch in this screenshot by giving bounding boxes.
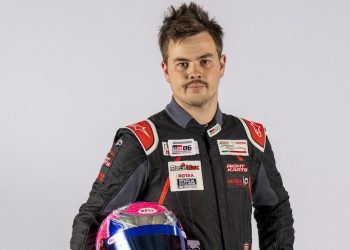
[125,119,159,155]
[97,172,105,183]
[239,118,266,152]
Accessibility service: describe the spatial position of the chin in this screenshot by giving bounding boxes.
[187,98,210,108]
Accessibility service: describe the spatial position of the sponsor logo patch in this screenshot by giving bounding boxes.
[128,124,151,138]
[104,156,112,167]
[187,240,201,250]
[138,207,157,214]
[168,161,204,192]
[249,121,262,137]
[240,118,266,151]
[207,123,221,137]
[227,176,249,188]
[167,139,198,156]
[103,148,116,167]
[162,142,170,156]
[114,139,123,146]
[217,140,249,156]
[97,172,105,182]
[177,178,197,189]
[226,164,248,173]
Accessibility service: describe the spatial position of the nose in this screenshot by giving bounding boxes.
[190,73,202,80]
[188,63,202,80]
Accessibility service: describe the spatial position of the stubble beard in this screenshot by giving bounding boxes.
[185,94,212,107]
[182,89,217,108]
[180,79,212,107]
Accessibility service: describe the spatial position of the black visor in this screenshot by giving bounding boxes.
[105,225,186,250]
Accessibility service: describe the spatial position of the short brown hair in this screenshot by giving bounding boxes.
[158,2,224,63]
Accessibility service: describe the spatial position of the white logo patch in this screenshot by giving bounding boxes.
[114,139,123,146]
[138,208,157,214]
[167,139,198,156]
[168,161,204,192]
[162,142,170,156]
[207,123,221,137]
[217,140,249,156]
[187,240,201,249]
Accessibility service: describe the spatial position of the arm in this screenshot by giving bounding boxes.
[252,137,295,250]
[70,131,148,250]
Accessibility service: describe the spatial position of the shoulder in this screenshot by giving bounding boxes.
[237,117,266,152]
[119,119,159,156]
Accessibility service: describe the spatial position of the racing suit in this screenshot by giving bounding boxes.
[70,98,295,250]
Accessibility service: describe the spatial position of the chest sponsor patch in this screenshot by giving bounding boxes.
[217,139,249,156]
[167,139,198,157]
[227,176,249,189]
[168,161,204,192]
[207,123,221,137]
[226,163,248,173]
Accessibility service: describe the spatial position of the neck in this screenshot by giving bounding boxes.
[174,96,218,125]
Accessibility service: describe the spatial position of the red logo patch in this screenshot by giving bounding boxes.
[227,176,249,188]
[127,121,155,151]
[97,172,105,182]
[242,118,265,149]
[104,156,112,167]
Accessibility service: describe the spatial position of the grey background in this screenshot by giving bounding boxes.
[1,0,349,249]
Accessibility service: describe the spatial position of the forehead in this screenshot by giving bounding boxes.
[167,32,218,61]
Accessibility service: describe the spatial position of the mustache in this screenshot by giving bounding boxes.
[183,79,208,88]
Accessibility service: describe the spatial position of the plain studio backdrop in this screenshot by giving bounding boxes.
[1,0,349,249]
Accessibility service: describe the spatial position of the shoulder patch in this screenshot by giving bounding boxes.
[124,119,159,155]
[238,118,266,152]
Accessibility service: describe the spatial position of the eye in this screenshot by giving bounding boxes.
[177,62,188,69]
[201,59,211,66]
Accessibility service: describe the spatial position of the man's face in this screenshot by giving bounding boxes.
[161,31,226,108]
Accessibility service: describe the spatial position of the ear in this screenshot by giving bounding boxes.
[219,54,226,78]
[161,61,171,84]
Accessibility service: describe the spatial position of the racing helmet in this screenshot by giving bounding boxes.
[96,202,187,250]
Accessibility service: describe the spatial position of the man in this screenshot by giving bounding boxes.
[71,2,294,250]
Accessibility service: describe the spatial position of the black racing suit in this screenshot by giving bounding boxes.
[70,98,294,250]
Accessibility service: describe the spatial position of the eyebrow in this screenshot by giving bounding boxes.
[172,53,214,63]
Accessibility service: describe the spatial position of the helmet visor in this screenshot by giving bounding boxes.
[105,225,186,250]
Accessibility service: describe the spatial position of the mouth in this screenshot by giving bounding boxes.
[185,80,207,90]
[187,83,205,89]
